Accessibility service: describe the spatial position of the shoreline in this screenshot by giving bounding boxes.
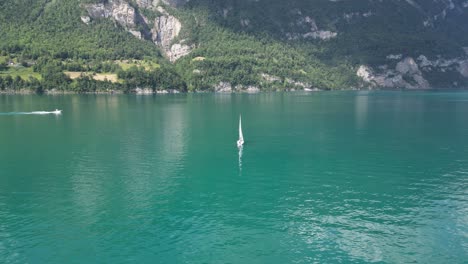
[0,88,326,95]
[1,87,467,95]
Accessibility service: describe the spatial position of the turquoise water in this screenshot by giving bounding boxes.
[0,92,467,263]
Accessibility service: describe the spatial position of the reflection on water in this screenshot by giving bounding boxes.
[69,96,189,223]
[354,92,369,131]
[238,146,243,172]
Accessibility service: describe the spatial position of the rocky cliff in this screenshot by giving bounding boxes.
[358,55,468,89]
[134,0,189,8]
[151,7,193,62]
[83,0,192,62]
[83,0,143,39]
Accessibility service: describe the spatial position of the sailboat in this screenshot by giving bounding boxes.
[237,115,244,147]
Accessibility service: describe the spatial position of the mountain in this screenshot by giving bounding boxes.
[1,0,468,93]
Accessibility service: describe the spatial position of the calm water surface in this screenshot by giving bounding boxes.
[0,92,467,263]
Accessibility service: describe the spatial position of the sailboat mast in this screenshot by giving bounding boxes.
[239,115,243,140]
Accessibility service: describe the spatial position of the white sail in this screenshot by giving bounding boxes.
[237,115,244,147]
[239,115,244,141]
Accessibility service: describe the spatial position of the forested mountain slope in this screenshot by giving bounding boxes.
[1,0,468,93]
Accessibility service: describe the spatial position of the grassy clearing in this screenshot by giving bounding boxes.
[0,66,41,80]
[115,60,160,71]
[64,71,120,83]
[192,57,206,62]
[64,71,91,79]
[93,73,119,83]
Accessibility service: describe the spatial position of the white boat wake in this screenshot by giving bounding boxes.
[0,109,62,115]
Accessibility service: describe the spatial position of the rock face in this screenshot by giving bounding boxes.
[357,66,373,83]
[357,57,429,89]
[212,82,260,93]
[84,0,193,62]
[285,78,314,90]
[244,86,260,93]
[396,57,423,76]
[358,55,468,89]
[153,14,180,48]
[169,44,193,62]
[136,0,189,8]
[81,16,91,25]
[214,82,232,93]
[84,0,148,39]
[135,88,154,94]
[84,0,137,30]
[286,15,337,41]
[458,61,468,77]
[152,11,193,62]
[343,11,373,22]
[134,88,181,94]
[416,55,468,79]
[421,0,465,27]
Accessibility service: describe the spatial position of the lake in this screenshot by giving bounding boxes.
[0,92,467,263]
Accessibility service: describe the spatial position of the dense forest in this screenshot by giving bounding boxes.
[1,0,467,93]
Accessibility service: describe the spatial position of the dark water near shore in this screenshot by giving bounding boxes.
[0,92,467,263]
